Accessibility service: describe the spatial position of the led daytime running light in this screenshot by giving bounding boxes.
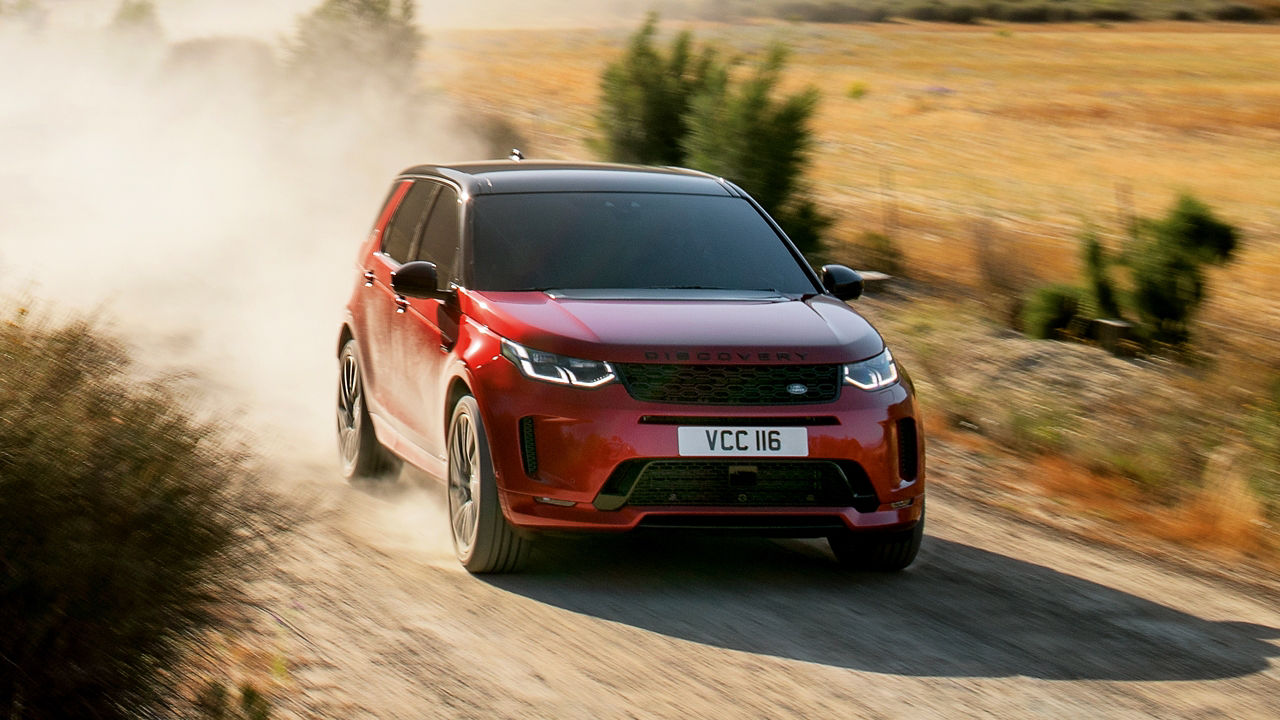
[501,339,617,388]
[843,348,899,391]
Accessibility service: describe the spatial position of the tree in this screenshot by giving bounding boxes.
[286,0,424,105]
[682,44,830,255]
[595,13,718,166]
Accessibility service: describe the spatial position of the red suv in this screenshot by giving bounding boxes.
[337,161,924,572]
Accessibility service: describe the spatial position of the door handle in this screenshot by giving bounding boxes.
[363,270,375,287]
[394,296,410,314]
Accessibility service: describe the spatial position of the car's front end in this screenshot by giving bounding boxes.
[453,289,924,538]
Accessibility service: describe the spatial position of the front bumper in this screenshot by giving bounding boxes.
[469,353,925,534]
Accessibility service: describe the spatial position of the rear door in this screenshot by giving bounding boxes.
[364,179,439,439]
[393,181,463,461]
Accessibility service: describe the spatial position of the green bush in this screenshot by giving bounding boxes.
[1022,284,1086,339]
[597,16,831,259]
[0,310,268,719]
[1213,4,1267,22]
[1127,193,1239,345]
[682,44,829,257]
[595,13,718,166]
[1081,229,1120,318]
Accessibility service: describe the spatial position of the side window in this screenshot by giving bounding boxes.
[414,185,461,283]
[382,181,437,263]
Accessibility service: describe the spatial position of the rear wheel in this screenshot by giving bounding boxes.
[337,340,401,481]
[828,499,925,571]
[447,395,529,573]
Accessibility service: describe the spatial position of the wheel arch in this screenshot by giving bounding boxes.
[444,376,473,434]
[337,323,355,357]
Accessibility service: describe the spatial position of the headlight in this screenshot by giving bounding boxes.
[843,348,899,391]
[500,339,617,388]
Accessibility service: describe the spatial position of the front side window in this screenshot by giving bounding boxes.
[414,185,461,284]
[470,193,817,294]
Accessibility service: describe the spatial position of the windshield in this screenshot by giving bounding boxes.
[470,192,818,295]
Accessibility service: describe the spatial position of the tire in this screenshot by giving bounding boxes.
[447,395,529,573]
[337,339,401,481]
[828,499,925,571]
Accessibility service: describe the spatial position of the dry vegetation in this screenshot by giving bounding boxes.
[434,20,1280,564]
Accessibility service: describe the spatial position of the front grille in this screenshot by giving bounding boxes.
[616,364,841,405]
[594,459,879,512]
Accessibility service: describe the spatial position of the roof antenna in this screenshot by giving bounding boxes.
[508,148,524,162]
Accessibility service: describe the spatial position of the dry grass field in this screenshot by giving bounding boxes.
[434,20,1280,342]
[432,21,1280,563]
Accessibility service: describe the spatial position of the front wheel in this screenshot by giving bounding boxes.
[828,499,925,571]
[447,395,529,573]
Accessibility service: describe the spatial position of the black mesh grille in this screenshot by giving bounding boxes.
[593,459,880,511]
[519,417,538,476]
[896,417,919,481]
[616,364,841,405]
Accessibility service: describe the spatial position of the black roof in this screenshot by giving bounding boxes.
[397,160,738,197]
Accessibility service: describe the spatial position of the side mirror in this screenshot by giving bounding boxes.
[391,261,451,300]
[820,264,863,301]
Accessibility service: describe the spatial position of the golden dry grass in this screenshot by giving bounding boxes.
[433,20,1280,351]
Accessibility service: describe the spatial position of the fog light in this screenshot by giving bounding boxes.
[890,498,914,510]
[535,496,576,507]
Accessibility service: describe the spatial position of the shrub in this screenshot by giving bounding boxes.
[1157,193,1238,264]
[1022,283,1085,339]
[1127,193,1239,344]
[595,13,718,166]
[0,310,269,719]
[1212,4,1267,22]
[682,44,830,258]
[1081,229,1120,318]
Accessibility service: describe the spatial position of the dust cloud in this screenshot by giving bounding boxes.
[0,2,495,469]
[0,1,661,562]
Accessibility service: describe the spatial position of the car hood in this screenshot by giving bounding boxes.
[465,290,884,364]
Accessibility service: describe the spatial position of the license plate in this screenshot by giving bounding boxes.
[677,427,808,457]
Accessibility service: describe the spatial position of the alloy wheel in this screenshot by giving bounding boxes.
[449,411,482,554]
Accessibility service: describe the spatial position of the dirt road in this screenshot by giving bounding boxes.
[247,460,1279,719]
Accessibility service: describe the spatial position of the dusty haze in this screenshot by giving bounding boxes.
[0,0,646,466]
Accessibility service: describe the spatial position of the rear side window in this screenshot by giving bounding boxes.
[414,185,461,283]
[382,181,438,263]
